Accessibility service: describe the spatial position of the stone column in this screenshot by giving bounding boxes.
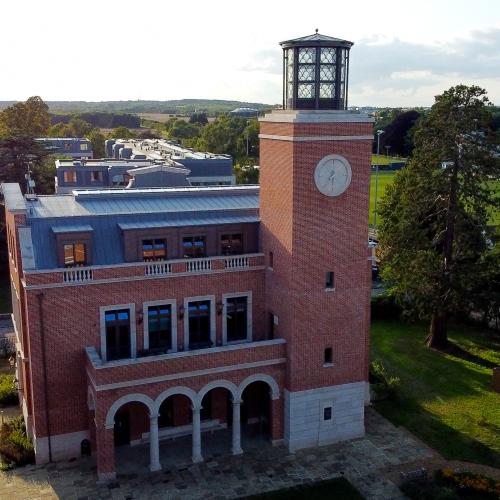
[96,424,116,482]
[192,406,203,463]
[270,396,284,445]
[149,412,161,472]
[231,398,243,455]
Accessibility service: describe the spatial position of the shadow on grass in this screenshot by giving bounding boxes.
[374,398,500,468]
[241,477,364,500]
[442,342,498,370]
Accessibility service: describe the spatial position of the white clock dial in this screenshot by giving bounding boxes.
[314,155,352,197]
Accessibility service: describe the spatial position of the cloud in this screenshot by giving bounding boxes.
[241,28,500,105]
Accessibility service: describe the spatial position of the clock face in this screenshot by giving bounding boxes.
[314,155,352,197]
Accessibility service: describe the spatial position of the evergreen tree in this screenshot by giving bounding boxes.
[378,85,500,348]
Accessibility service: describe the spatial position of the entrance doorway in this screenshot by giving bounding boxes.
[114,409,130,447]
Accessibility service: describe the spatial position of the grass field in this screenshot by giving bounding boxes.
[369,170,396,225]
[371,320,500,467]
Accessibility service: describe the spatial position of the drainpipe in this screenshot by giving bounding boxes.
[37,293,52,462]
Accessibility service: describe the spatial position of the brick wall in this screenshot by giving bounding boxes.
[260,114,372,393]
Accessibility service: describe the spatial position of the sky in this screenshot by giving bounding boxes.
[1,0,499,107]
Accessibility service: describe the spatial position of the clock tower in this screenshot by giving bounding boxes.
[259,32,374,450]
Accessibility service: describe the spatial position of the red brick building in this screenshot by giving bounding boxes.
[2,32,373,481]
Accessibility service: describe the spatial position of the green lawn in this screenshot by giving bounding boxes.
[371,320,500,467]
[372,154,407,166]
[369,171,396,225]
[243,477,363,499]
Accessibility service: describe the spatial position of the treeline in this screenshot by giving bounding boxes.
[373,106,500,157]
[0,99,275,116]
[51,112,140,129]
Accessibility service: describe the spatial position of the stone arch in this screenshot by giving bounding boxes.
[153,386,198,414]
[237,374,280,401]
[197,380,239,407]
[105,393,155,428]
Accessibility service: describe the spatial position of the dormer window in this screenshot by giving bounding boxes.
[63,171,77,183]
[64,243,86,267]
[221,234,242,255]
[142,239,167,261]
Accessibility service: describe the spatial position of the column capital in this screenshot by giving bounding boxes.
[231,398,243,406]
[149,412,160,420]
[191,404,202,413]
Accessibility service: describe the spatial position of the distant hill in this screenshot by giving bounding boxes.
[0,99,276,116]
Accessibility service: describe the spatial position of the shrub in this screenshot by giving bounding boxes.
[370,359,400,400]
[0,374,18,406]
[436,468,500,500]
[0,416,34,466]
[400,478,458,500]
[371,294,402,320]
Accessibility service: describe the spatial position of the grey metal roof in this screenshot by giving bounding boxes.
[280,32,353,48]
[26,186,260,270]
[51,224,94,234]
[1,183,26,213]
[118,214,260,231]
[27,186,259,219]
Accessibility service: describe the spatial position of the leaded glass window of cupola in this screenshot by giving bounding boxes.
[287,48,294,101]
[297,48,316,98]
[319,47,336,99]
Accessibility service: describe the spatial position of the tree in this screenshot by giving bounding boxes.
[0,96,50,138]
[189,112,208,125]
[106,126,136,139]
[67,118,92,137]
[379,110,421,157]
[86,128,105,157]
[0,136,50,188]
[378,85,500,349]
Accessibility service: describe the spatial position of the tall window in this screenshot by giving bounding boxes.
[64,243,86,267]
[182,236,206,258]
[105,309,131,361]
[142,239,167,261]
[188,300,211,349]
[91,171,102,182]
[63,171,77,183]
[226,296,248,342]
[325,271,335,289]
[221,234,242,255]
[147,304,172,351]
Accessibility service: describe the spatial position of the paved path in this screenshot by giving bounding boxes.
[0,409,434,499]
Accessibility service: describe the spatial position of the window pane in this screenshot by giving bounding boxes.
[64,244,75,266]
[298,83,315,98]
[188,300,211,349]
[320,83,335,99]
[148,305,171,350]
[320,48,336,64]
[226,296,247,342]
[319,65,335,81]
[105,309,131,361]
[298,47,316,63]
[74,243,86,265]
[298,64,315,82]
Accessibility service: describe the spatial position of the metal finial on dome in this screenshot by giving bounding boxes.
[315,28,318,34]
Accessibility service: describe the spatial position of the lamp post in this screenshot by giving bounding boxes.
[373,130,385,229]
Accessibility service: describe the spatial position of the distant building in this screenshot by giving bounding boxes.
[54,139,235,192]
[229,108,260,118]
[35,138,93,159]
[54,159,191,193]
